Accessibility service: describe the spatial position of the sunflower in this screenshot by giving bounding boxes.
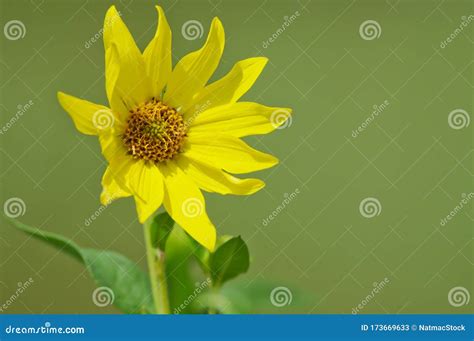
[57,5,291,251]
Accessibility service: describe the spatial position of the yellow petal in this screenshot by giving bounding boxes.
[100,166,131,205]
[189,102,292,137]
[135,196,162,224]
[57,92,112,135]
[143,6,172,97]
[159,162,216,251]
[127,161,164,205]
[100,133,164,221]
[103,6,152,115]
[164,18,225,109]
[184,57,267,115]
[99,132,135,186]
[132,163,164,223]
[185,133,278,174]
[104,44,128,118]
[176,155,265,195]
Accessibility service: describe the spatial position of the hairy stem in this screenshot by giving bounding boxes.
[143,220,170,314]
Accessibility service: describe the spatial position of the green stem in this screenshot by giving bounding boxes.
[143,220,170,314]
[207,278,218,314]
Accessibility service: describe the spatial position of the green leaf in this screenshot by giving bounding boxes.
[209,236,249,287]
[81,249,153,313]
[165,226,202,314]
[215,235,234,249]
[195,279,313,314]
[7,219,84,262]
[149,211,174,251]
[7,218,154,314]
[192,235,234,275]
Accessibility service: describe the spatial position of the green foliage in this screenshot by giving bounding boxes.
[195,279,312,314]
[164,226,200,314]
[7,218,154,314]
[7,217,308,314]
[209,236,250,287]
[166,233,251,313]
[149,211,174,251]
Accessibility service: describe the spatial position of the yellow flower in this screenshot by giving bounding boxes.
[57,5,291,251]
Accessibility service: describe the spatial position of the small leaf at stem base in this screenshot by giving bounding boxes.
[149,211,174,251]
[209,236,250,287]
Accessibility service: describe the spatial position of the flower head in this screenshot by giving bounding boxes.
[58,5,291,250]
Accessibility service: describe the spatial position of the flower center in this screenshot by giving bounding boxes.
[122,98,187,162]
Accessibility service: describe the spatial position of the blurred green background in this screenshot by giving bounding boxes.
[0,0,472,314]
